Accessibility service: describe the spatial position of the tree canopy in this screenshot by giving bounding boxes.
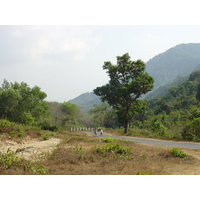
[0,79,49,124]
[94,53,154,133]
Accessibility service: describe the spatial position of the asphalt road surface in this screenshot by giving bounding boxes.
[83,131,200,150]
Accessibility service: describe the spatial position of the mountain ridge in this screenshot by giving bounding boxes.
[69,43,200,109]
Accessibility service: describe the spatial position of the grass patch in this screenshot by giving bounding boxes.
[0,149,48,175]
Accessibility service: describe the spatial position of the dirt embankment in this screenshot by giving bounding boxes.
[0,137,61,161]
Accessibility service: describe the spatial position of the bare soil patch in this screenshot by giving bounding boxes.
[0,137,61,161]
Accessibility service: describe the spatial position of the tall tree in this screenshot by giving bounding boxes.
[93,53,154,133]
[0,79,49,124]
[61,102,79,125]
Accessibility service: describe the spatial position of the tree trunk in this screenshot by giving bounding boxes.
[124,121,130,134]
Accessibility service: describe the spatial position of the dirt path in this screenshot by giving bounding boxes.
[0,138,61,161]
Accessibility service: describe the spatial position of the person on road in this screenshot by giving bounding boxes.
[94,128,97,135]
[100,129,103,135]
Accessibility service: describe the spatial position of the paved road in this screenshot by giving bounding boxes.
[83,131,200,150]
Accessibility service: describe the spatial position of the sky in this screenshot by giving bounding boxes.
[1,1,200,103]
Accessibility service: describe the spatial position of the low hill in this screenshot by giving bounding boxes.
[69,92,101,110]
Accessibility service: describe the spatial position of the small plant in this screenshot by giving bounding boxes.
[170,148,187,158]
[136,171,151,175]
[95,143,131,158]
[101,137,116,143]
[42,133,55,140]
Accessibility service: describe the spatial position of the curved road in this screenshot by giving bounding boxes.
[83,131,200,150]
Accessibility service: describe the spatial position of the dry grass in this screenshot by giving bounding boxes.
[41,131,200,175]
[1,130,200,175]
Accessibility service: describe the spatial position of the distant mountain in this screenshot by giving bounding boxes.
[146,43,200,90]
[69,43,200,109]
[69,92,101,110]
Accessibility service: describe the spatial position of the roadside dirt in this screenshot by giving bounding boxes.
[0,137,61,161]
[1,133,200,174]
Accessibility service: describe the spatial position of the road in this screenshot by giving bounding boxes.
[84,131,200,150]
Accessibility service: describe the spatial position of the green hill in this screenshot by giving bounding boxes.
[146,43,200,90]
[69,92,101,110]
[148,69,200,115]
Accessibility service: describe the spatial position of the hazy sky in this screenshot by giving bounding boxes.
[1,0,200,102]
[1,25,200,102]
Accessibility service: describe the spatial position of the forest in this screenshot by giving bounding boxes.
[1,52,200,142]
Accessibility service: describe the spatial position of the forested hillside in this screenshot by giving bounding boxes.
[69,92,101,110]
[146,43,200,90]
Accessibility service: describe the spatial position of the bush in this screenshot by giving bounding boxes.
[100,137,116,143]
[181,118,200,140]
[94,143,131,158]
[151,120,167,137]
[0,119,27,137]
[170,148,186,158]
[39,121,58,132]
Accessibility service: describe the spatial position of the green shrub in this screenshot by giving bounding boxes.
[181,118,200,140]
[95,143,131,158]
[170,148,186,158]
[100,137,116,143]
[41,133,55,140]
[152,120,167,137]
[136,171,151,175]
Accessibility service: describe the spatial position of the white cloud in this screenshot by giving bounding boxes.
[7,26,102,66]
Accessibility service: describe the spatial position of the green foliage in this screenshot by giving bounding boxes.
[39,121,58,132]
[41,132,55,140]
[0,119,27,137]
[89,102,119,128]
[181,117,200,140]
[94,53,154,133]
[94,143,131,158]
[0,149,47,174]
[0,80,50,125]
[61,102,79,126]
[136,171,151,175]
[62,102,79,118]
[151,120,167,137]
[100,137,116,143]
[170,148,187,158]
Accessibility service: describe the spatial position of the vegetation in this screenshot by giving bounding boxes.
[35,131,198,175]
[81,66,200,143]
[0,80,50,125]
[94,53,154,133]
[146,43,200,90]
[170,148,187,158]
[94,143,131,158]
[0,149,47,175]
